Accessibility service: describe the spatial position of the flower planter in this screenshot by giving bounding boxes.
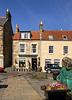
[44,89,71,100]
[41,82,71,100]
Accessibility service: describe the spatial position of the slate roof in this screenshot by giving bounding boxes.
[13,30,72,40]
[0,17,7,26]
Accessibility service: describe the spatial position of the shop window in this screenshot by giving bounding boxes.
[19,58,26,67]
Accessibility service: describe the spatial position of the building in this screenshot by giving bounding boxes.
[13,24,42,71]
[40,29,72,72]
[13,22,72,72]
[0,9,13,68]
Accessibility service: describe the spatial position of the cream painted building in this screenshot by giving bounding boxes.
[41,41,72,72]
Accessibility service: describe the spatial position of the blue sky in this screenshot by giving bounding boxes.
[0,0,72,33]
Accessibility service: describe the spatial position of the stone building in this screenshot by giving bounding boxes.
[13,23,42,71]
[0,9,13,68]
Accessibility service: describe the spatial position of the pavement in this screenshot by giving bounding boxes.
[0,67,43,100]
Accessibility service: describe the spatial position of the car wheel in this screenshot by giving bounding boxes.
[48,69,51,73]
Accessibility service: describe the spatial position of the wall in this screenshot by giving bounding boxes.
[41,41,72,71]
[0,26,3,54]
[13,40,41,68]
[4,20,13,68]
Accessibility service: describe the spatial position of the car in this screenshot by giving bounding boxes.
[0,67,4,72]
[44,64,61,73]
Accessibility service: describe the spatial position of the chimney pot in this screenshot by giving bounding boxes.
[39,21,43,32]
[15,24,19,33]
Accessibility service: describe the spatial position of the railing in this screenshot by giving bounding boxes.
[15,67,28,72]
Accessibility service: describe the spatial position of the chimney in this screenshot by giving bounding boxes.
[39,21,43,32]
[15,24,19,33]
[6,9,11,21]
[60,29,62,31]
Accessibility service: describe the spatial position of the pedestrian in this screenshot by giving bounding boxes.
[34,63,37,72]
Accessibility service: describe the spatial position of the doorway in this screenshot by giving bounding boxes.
[32,58,37,70]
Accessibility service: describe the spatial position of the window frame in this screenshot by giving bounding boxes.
[49,35,53,40]
[32,44,37,53]
[54,59,60,66]
[49,46,54,54]
[20,44,25,53]
[45,59,52,66]
[63,46,68,55]
[20,32,30,39]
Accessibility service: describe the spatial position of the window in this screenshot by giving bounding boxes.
[49,46,53,54]
[49,35,53,40]
[21,32,30,39]
[54,59,60,66]
[20,44,25,53]
[45,59,52,66]
[19,58,26,67]
[63,46,68,54]
[32,44,37,53]
[62,35,67,40]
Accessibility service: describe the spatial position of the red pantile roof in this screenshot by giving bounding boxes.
[13,30,72,40]
[42,30,72,40]
[13,31,20,40]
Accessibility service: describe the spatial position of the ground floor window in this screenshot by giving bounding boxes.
[54,59,60,66]
[19,58,26,67]
[45,59,52,66]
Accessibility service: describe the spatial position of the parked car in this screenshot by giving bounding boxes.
[0,67,4,72]
[44,64,61,73]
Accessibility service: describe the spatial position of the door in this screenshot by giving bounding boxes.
[32,58,37,70]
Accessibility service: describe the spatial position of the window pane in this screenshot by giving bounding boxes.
[63,46,68,54]
[20,44,25,52]
[45,59,51,66]
[49,46,53,53]
[54,59,60,66]
[32,44,37,53]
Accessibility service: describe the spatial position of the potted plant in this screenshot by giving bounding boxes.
[41,82,71,100]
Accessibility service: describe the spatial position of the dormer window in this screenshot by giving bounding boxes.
[62,35,67,40]
[49,35,53,40]
[21,31,30,39]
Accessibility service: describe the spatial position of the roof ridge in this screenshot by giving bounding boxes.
[44,30,72,31]
[0,17,6,18]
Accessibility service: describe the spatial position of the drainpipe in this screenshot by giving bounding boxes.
[40,32,42,69]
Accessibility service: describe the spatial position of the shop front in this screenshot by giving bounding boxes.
[15,54,39,72]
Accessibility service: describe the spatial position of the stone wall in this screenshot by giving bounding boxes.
[0,27,3,54]
[3,20,13,68]
[13,40,41,68]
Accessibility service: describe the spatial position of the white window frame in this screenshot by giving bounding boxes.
[45,59,52,66]
[20,44,25,53]
[49,46,54,54]
[62,35,67,40]
[21,32,30,39]
[54,59,60,66]
[32,44,37,53]
[49,35,53,40]
[63,46,68,55]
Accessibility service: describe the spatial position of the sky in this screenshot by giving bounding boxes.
[0,0,72,33]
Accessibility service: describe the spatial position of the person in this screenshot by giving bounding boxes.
[34,63,37,72]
